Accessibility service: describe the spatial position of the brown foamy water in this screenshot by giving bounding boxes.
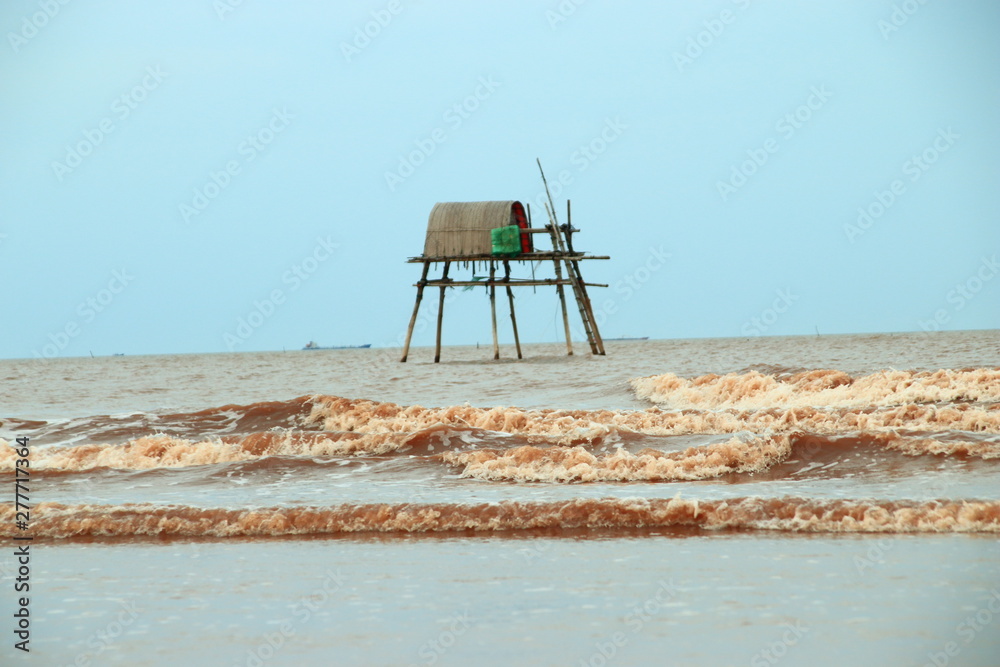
[1,330,999,665]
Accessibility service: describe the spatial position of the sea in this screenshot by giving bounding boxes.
[1,330,999,667]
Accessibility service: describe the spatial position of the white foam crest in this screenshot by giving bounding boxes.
[307,397,1000,439]
[0,431,423,472]
[630,369,1000,410]
[442,434,792,483]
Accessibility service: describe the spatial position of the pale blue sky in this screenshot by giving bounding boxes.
[3,0,998,359]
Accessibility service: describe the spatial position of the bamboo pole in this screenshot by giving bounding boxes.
[537,160,574,355]
[553,240,573,354]
[489,260,500,360]
[400,261,430,362]
[434,261,450,363]
[407,253,610,264]
[567,200,605,355]
[538,161,595,352]
[506,286,522,359]
[553,202,598,355]
[538,158,559,234]
[504,260,522,359]
[415,279,607,288]
[527,204,538,294]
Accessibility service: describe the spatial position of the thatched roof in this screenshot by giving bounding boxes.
[424,201,528,257]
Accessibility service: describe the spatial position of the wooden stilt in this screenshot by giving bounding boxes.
[567,200,605,355]
[527,204,539,294]
[539,165,600,356]
[506,286,523,359]
[537,160,575,356]
[573,262,604,355]
[549,201,599,355]
[434,261,450,363]
[504,261,522,359]
[489,261,500,360]
[555,280,573,356]
[400,262,430,362]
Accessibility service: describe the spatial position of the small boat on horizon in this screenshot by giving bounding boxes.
[302,341,372,350]
[606,336,649,341]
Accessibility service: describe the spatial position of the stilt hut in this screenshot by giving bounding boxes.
[400,165,609,362]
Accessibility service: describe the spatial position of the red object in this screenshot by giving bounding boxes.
[512,202,532,253]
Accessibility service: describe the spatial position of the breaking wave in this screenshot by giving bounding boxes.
[1,428,995,479]
[1,366,996,496]
[4,396,317,448]
[442,434,793,483]
[306,396,1000,438]
[4,497,998,540]
[630,368,1000,410]
[0,426,463,472]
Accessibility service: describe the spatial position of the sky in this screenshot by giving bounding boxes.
[2,0,998,359]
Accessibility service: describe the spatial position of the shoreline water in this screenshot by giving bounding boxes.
[6,534,999,666]
[1,330,999,665]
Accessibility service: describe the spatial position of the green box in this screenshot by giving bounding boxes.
[491,225,521,256]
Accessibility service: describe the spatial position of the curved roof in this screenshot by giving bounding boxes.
[424,201,527,256]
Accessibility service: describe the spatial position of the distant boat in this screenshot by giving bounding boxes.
[606,336,649,341]
[302,341,372,350]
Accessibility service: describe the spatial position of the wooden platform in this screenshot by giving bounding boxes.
[400,161,609,363]
[407,252,610,263]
